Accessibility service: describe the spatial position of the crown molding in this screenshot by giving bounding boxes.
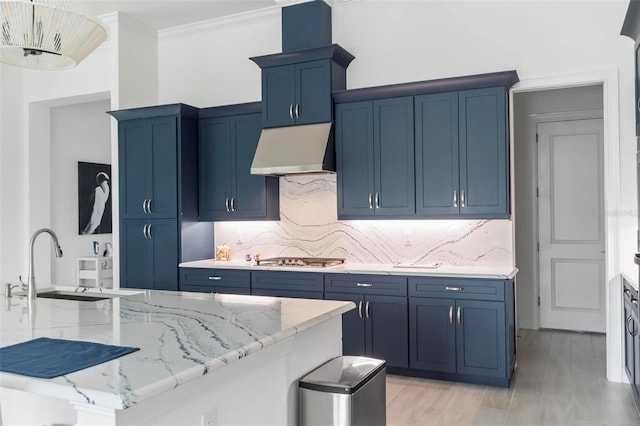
[158,0,361,42]
[159,6,280,42]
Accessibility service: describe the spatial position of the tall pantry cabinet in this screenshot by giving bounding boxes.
[108,104,214,290]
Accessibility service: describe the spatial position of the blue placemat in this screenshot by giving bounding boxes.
[0,337,139,379]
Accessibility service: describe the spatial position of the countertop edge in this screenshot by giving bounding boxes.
[179,260,518,280]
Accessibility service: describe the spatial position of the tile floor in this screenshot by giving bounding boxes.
[386,329,640,425]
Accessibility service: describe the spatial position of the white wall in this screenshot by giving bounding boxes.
[50,100,113,286]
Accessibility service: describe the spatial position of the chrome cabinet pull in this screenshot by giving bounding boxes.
[633,298,638,306]
[357,283,373,287]
[445,286,464,291]
[457,306,461,325]
[295,103,300,119]
[368,193,373,209]
[358,301,363,319]
[365,301,370,319]
[225,197,230,212]
[626,315,633,335]
[142,199,148,213]
[449,306,453,325]
[148,199,152,213]
[375,192,380,209]
[289,104,294,120]
[461,190,465,208]
[209,276,222,281]
[143,224,148,239]
[230,197,235,212]
[453,190,458,208]
[147,224,152,239]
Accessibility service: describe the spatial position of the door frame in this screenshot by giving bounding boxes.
[511,67,621,382]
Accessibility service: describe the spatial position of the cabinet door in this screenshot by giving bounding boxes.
[119,120,152,219]
[373,97,415,216]
[456,299,506,378]
[415,92,460,216]
[336,101,375,218]
[148,219,178,291]
[366,294,408,368]
[199,117,232,220]
[409,297,456,373]
[325,292,366,357]
[149,117,178,218]
[231,113,268,218]
[295,60,332,125]
[262,65,296,128]
[634,318,640,399]
[459,87,508,217]
[120,219,151,288]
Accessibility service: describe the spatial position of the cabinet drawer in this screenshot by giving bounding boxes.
[252,288,323,299]
[325,274,407,296]
[181,284,251,295]
[179,268,251,289]
[409,277,505,301]
[251,271,324,292]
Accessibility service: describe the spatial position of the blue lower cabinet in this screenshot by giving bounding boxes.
[409,298,456,373]
[408,277,514,386]
[326,292,408,368]
[251,271,324,299]
[121,219,178,290]
[456,300,506,378]
[179,268,250,294]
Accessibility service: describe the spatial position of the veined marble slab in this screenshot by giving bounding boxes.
[0,289,353,410]
[180,259,518,279]
[214,175,514,270]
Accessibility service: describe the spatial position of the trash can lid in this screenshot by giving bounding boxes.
[299,356,386,394]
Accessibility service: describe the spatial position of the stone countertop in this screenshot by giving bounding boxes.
[0,287,353,410]
[179,259,518,280]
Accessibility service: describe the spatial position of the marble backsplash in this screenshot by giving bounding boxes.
[214,175,514,268]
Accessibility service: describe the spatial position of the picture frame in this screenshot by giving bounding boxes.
[78,161,112,235]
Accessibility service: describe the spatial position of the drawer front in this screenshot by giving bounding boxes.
[251,271,324,292]
[324,274,407,296]
[181,284,251,295]
[179,268,251,289]
[409,277,505,301]
[252,288,324,299]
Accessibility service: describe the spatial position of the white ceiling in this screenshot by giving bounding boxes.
[85,0,283,30]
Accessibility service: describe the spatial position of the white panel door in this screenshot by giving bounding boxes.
[537,118,605,332]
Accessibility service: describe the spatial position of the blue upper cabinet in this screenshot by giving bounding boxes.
[336,97,415,219]
[415,92,460,216]
[199,105,279,221]
[459,87,508,217]
[335,101,375,217]
[415,87,509,218]
[118,117,177,219]
[335,70,517,220]
[250,45,354,129]
[262,60,332,128]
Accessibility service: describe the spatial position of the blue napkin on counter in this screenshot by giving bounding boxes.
[0,337,139,379]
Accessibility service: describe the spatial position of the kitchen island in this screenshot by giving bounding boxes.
[0,288,353,425]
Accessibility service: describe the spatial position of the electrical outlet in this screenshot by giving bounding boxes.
[201,408,216,426]
[404,230,413,246]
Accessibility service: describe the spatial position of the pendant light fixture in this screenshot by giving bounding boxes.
[0,0,107,70]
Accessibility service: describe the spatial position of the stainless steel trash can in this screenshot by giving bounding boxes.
[299,356,386,426]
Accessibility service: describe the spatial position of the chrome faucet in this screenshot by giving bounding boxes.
[19,228,63,300]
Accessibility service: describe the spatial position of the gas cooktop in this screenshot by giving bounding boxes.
[255,257,345,268]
